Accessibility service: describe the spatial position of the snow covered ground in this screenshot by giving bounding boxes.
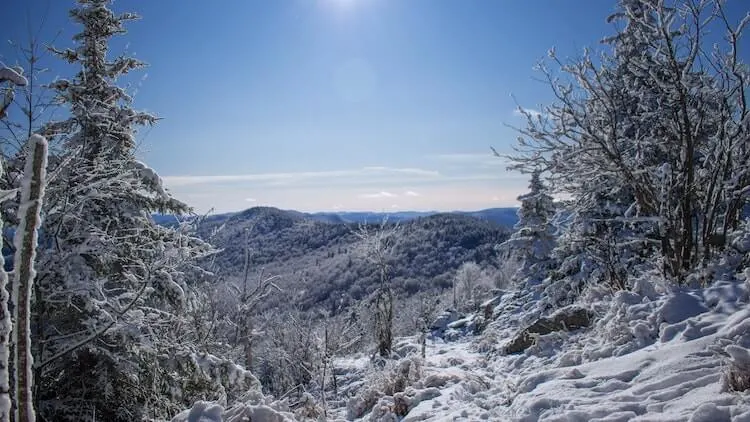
[173,276,750,422]
[333,278,750,422]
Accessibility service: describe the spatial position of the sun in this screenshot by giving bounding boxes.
[325,0,358,11]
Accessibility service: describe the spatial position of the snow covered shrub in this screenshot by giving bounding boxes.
[255,312,320,398]
[293,392,324,420]
[345,356,423,420]
[724,364,750,393]
[723,345,750,393]
[452,261,493,312]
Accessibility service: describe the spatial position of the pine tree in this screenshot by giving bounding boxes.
[33,1,214,420]
[498,170,556,286]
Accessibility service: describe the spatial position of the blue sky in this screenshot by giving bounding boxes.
[4,0,748,213]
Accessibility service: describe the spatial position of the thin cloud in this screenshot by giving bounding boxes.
[360,191,397,199]
[513,107,545,118]
[162,166,440,187]
[245,197,257,202]
[404,190,421,197]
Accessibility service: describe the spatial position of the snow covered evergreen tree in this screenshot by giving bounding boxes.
[31,1,216,420]
[510,0,750,281]
[498,170,556,287]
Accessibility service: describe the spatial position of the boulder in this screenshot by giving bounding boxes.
[505,307,594,354]
[430,309,462,338]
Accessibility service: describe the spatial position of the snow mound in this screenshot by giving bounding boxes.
[171,401,295,422]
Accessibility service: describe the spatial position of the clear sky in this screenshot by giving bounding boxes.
[4,0,748,213]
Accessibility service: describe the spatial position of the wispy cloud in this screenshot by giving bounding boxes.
[161,162,529,213]
[360,191,397,199]
[162,166,440,188]
[513,107,544,118]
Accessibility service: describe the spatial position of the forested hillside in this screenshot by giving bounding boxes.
[198,206,511,313]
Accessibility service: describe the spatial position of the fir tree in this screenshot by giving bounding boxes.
[33,1,214,420]
[498,170,556,286]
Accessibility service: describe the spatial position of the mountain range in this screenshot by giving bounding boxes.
[153,207,519,228]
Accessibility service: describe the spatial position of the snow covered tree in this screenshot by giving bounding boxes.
[510,0,750,281]
[497,170,556,286]
[30,1,214,420]
[230,229,280,370]
[453,261,490,311]
[354,219,399,358]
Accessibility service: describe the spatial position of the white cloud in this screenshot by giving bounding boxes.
[360,191,397,199]
[162,166,440,188]
[160,162,531,213]
[166,181,527,214]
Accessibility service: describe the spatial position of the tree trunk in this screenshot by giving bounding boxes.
[0,169,11,422]
[13,135,47,422]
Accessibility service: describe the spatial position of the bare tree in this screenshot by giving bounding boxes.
[354,218,400,358]
[316,309,361,415]
[415,296,440,359]
[453,261,491,312]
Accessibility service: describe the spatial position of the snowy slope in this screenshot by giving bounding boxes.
[334,278,750,422]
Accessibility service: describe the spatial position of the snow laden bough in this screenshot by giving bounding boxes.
[0,66,28,119]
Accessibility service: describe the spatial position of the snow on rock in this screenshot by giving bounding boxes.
[222,404,295,422]
[171,401,223,422]
[430,310,462,338]
[658,291,708,324]
[171,401,295,422]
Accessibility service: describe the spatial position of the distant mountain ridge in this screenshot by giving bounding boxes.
[153,207,519,228]
[306,207,519,227]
